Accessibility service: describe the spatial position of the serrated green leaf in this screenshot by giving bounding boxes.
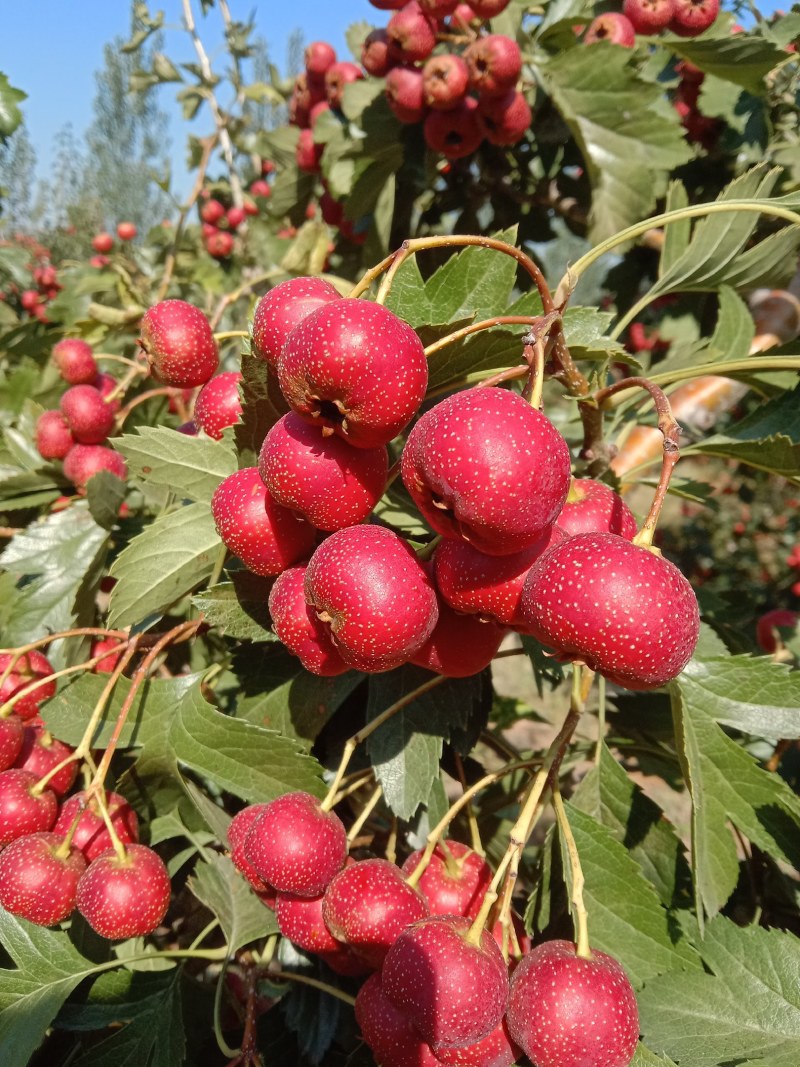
[85,470,127,529]
[114,426,236,503]
[0,73,26,139]
[193,573,275,642]
[55,968,184,1067]
[631,1047,678,1067]
[662,30,788,95]
[189,852,278,952]
[639,916,800,1066]
[671,674,800,920]
[234,353,289,467]
[108,502,221,627]
[679,655,800,740]
[543,46,693,242]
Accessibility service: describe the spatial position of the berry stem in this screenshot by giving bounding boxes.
[213,956,242,1060]
[0,626,129,656]
[332,769,375,805]
[265,965,357,1006]
[523,333,546,410]
[422,315,545,358]
[606,355,800,401]
[453,751,484,857]
[95,352,149,371]
[0,642,131,720]
[214,330,249,341]
[209,268,283,331]
[552,783,591,959]
[347,782,383,845]
[595,675,606,765]
[207,543,229,590]
[116,387,186,427]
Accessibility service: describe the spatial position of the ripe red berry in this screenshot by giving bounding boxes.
[322,857,429,967]
[52,338,98,384]
[387,2,438,63]
[92,232,114,254]
[506,940,639,1067]
[410,600,507,677]
[386,65,428,124]
[382,914,509,1048]
[402,388,571,556]
[36,410,75,460]
[304,524,439,672]
[305,41,337,79]
[434,1017,521,1066]
[355,972,442,1067]
[249,179,271,198]
[63,444,127,488]
[210,467,317,576]
[90,254,110,269]
[228,804,273,891]
[76,843,171,939]
[756,609,799,654]
[117,221,137,241]
[0,650,56,720]
[465,35,521,97]
[200,198,226,225]
[0,714,24,771]
[557,479,638,539]
[20,289,41,311]
[14,724,77,797]
[278,299,427,449]
[585,13,637,45]
[90,637,124,674]
[251,276,341,368]
[243,790,346,897]
[60,384,115,445]
[422,54,470,110]
[268,565,350,676]
[296,127,324,172]
[259,412,388,531]
[206,229,234,259]
[0,831,86,926]
[402,840,493,916]
[623,0,674,33]
[669,0,719,34]
[362,28,395,77]
[467,0,511,14]
[424,97,483,158]
[54,789,139,863]
[0,768,59,844]
[275,889,365,966]
[521,532,700,690]
[226,205,246,230]
[477,89,532,146]
[139,299,219,388]
[325,61,363,109]
[194,371,243,440]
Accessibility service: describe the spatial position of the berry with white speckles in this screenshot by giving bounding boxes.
[243,790,346,897]
[520,532,700,690]
[228,803,273,892]
[506,939,639,1067]
[275,889,369,975]
[63,444,128,489]
[194,371,243,440]
[304,524,439,672]
[410,599,507,677]
[0,831,86,926]
[322,857,429,968]
[0,768,59,844]
[382,913,509,1048]
[277,298,428,449]
[0,651,56,720]
[356,971,442,1066]
[402,388,571,556]
[268,565,350,676]
[251,276,341,368]
[211,467,317,577]
[139,299,219,387]
[76,843,171,939]
[54,790,140,863]
[0,714,24,770]
[433,1017,521,1066]
[401,840,492,917]
[52,338,98,384]
[557,479,638,540]
[259,412,388,531]
[14,724,77,796]
[434,525,566,629]
[36,410,75,460]
[60,384,115,445]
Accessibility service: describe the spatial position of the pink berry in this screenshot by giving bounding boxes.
[477,89,532,146]
[623,0,674,33]
[386,65,428,124]
[63,444,127,488]
[434,1017,521,1066]
[117,221,137,241]
[194,371,243,440]
[325,61,363,109]
[465,35,522,97]
[305,41,337,80]
[77,843,171,939]
[387,2,438,63]
[669,0,719,35]
[60,384,115,445]
[756,609,799,654]
[92,232,114,254]
[424,97,483,158]
[139,299,219,388]
[228,803,273,892]
[36,410,75,460]
[52,338,98,384]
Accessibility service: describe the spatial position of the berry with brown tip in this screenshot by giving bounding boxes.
[0,650,56,720]
[557,479,638,540]
[63,444,127,488]
[0,831,86,926]
[139,299,219,388]
[54,789,139,863]
[92,232,114,254]
[506,940,639,1067]
[243,790,346,897]
[402,388,571,556]
[52,338,98,384]
[304,524,439,672]
[194,371,243,440]
[0,714,24,771]
[355,972,442,1067]
[410,600,507,677]
[259,412,388,531]
[211,467,317,577]
[269,565,350,676]
[521,532,700,690]
[251,276,341,368]
[424,97,483,158]
[0,768,59,844]
[477,89,532,146]
[322,857,429,967]
[423,54,470,110]
[382,914,509,1048]
[305,41,337,80]
[585,13,637,44]
[277,298,428,449]
[14,724,78,797]
[401,840,493,917]
[669,0,719,35]
[465,35,521,97]
[36,410,75,460]
[387,1,438,63]
[76,843,171,939]
[325,61,363,109]
[623,0,674,33]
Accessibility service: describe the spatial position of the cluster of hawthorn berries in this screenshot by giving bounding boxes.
[89,221,138,268]
[159,273,700,689]
[0,645,171,939]
[0,233,62,323]
[587,0,719,46]
[228,788,640,1067]
[33,338,129,490]
[198,163,275,260]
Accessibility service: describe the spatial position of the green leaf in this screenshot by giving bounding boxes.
[193,573,275,642]
[679,655,800,741]
[639,916,800,1066]
[543,46,692,242]
[55,968,184,1067]
[0,912,106,1067]
[114,426,236,503]
[671,673,800,921]
[365,666,486,819]
[683,382,800,481]
[85,470,127,529]
[662,30,788,95]
[189,852,278,952]
[108,502,221,628]
[0,73,26,140]
[152,52,183,83]
[234,352,289,467]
